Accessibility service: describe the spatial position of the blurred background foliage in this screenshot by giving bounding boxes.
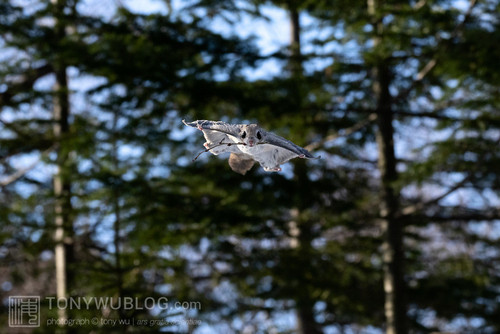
[1,0,500,333]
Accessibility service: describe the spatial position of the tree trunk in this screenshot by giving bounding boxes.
[52,0,73,329]
[294,219,322,334]
[297,305,322,334]
[288,5,323,334]
[367,0,407,331]
[112,110,126,322]
[373,62,407,334]
[53,66,73,327]
[289,7,301,76]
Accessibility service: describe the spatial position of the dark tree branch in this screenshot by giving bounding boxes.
[410,210,500,223]
[394,0,478,102]
[399,175,472,217]
[394,110,461,121]
[305,113,377,151]
[0,144,57,188]
[0,64,53,105]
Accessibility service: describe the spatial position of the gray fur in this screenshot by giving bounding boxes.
[183,119,318,173]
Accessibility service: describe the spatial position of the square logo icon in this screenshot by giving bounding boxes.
[8,296,40,328]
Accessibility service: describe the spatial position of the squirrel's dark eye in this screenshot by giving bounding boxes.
[241,131,246,139]
[257,131,262,140]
